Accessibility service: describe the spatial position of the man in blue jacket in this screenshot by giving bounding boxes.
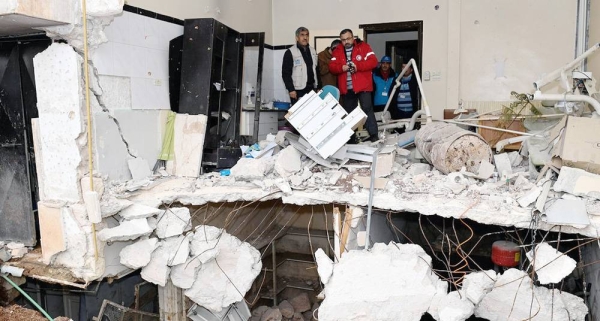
[372,56,396,113]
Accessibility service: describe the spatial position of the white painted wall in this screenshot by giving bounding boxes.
[589,0,600,79]
[125,0,273,43]
[271,0,578,118]
[459,0,577,103]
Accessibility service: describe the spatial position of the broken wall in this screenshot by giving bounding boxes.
[90,10,183,180]
[589,0,600,79]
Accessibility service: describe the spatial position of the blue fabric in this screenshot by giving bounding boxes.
[373,74,394,106]
[397,74,413,112]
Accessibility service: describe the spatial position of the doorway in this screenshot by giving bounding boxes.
[360,21,423,75]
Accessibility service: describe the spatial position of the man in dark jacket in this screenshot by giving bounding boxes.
[390,63,420,120]
[282,27,318,104]
[372,55,396,113]
[329,29,379,142]
[317,39,341,89]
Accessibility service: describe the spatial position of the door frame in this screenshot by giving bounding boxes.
[359,21,423,72]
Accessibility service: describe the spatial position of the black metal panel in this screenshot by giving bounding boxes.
[0,43,33,245]
[0,36,49,246]
[168,35,183,112]
[178,18,216,115]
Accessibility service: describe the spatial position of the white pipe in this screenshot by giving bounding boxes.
[531,91,600,114]
[1,265,24,277]
[438,119,544,138]
[534,43,600,91]
[382,59,432,124]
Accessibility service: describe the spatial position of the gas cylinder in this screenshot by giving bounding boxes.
[491,240,520,267]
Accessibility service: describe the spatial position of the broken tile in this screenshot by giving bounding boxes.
[38,202,66,264]
[173,114,207,178]
[554,166,600,199]
[97,218,153,242]
[127,157,152,180]
[544,199,590,226]
[353,176,388,189]
[119,238,159,269]
[118,203,162,220]
[156,208,192,239]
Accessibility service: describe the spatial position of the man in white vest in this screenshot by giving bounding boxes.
[282,26,318,104]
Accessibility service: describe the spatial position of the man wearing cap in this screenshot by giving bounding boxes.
[329,29,379,142]
[317,39,342,89]
[282,27,318,104]
[372,55,396,113]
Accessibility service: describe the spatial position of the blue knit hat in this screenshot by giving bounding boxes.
[380,56,391,63]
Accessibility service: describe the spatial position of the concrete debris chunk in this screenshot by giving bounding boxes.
[493,153,513,178]
[118,203,162,220]
[318,243,447,321]
[171,257,202,289]
[290,292,311,313]
[461,270,497,304]
[526,242,577,285]
[97,218,153,242]
[0,247,11,262]
[184,227,262,313]
[101,197,133,218]
[408,163,431,176]
[554,166,600,199]
[475,269,587,321]
[252,306,269,318]
[10,247,28,259]
[517,186,542,207]
[231,158,274,181]
[278,300,294,318]
[513,174,533,191]
[260,307,282,321]
[328,171,343,185]
[190,225,222,263]
[141,243,171,287]
[163,235,190,266]
[6,242,24,250]
[119,238,158,269]
[445,172,467,194]
[508,151,523,166]
[315,248,334,284]
[275,146,302,178]
[438,291,475,321]
[156,207,192,239]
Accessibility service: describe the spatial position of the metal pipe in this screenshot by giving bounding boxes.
[438,119,544,138]
[531,91,600,115]
[407,110,426,131]
[1,274,54,321]
[271,241,277,306]
[382,59,432,124]
[533,43,600,91]
[365,146,383,250]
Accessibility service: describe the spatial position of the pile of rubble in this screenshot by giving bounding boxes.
[0,242,29,262]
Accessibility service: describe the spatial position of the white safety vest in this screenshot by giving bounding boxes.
[289,46,318,90]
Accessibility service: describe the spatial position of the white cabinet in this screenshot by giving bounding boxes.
[240,110,282,140]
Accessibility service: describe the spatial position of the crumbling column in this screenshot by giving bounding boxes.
[415,122,492,174]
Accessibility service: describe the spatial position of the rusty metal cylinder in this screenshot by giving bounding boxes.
[415,122,492,174]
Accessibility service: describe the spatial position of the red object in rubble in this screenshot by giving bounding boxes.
[491,240,521,267]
